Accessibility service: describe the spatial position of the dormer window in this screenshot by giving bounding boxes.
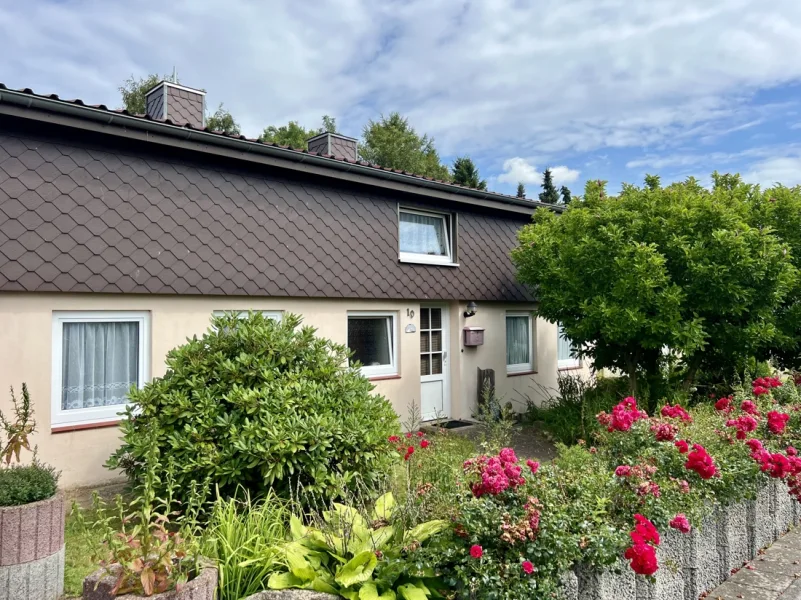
[398,208,455,266]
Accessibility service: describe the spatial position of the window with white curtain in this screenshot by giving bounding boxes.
[558,323,579,368]
[347,312,397,378]
[52,312,150,427]
[398,208,454,265]
[506,312,534,373]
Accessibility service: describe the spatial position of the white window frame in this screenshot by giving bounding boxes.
[398,207,456,266]
[51,311,150,427]
[347,311,398,378]
[506,312,534,374]
[212,310,283,321]
[557,323,580,369]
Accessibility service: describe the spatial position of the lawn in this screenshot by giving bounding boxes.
[64,508,106,598]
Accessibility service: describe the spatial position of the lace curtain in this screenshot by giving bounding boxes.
[506,316,530,366]
[400,212,447,256]
[558,324,574,362]
[61,321,139,410]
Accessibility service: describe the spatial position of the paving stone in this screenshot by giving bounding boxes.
[747,558,801,577]
[779,578,801,599]
[711,580,783,600]
[728,567,794,593]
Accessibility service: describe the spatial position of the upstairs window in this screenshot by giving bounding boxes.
[558,323,579,369]
[399,208,454,265]
[347,312,398,378]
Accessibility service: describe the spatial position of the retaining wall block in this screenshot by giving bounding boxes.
[635,529,684,600]
[683,511,720,600]
[576,559,636,600]
[559,569,579,600]
[774,479,795,538]
[748,483,775,556]
[717,501,749,580]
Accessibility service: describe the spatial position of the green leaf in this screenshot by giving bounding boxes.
[309,576,339,594]
[359,582,380,600]
[285,544,318,581]
[397,583,429,600]
[268,572,304,590]
[379,590,397,600]
[404,520,448,544]
[334,550,378,588]
[372,492,395,521]
[290,514,307,541]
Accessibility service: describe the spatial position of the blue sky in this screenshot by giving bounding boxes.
[2,0,801,197]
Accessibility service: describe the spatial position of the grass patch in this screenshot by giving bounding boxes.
[64,508,106,598]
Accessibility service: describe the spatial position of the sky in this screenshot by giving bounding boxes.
[2,0,801,197]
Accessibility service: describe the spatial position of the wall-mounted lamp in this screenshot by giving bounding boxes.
[464,301,478,318]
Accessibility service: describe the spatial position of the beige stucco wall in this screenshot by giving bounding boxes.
[0,293,590,489]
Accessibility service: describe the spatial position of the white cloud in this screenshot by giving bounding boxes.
[1,0,801,168]
[743,156,801,187]
[497,158,580,185]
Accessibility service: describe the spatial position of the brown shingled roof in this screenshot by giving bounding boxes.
[0,83,551,210]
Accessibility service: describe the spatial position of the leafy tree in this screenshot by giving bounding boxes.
[119,73,168,114]
[451,157,487,190]
[359,112,451,181]
[517,182,526,198]
[512,175,795,406]
[260,116,336,149]
[205,103,241,135]
[538,168,560,204]
[560,186,572,205]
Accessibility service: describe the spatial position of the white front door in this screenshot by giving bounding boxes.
[420,305,450,421]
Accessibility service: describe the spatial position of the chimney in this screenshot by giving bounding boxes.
[144,81,206,129]
[307,132,358,161]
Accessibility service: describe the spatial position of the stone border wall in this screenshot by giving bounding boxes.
[83,564,217,600]
[0,493,65,600]
[561,481,799,600]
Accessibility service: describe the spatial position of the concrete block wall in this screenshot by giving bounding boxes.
[562,481,800,600]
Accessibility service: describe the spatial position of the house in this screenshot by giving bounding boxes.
[0,80,589,489]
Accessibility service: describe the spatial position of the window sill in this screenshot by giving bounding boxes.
[399,258,460,268]
[368,374,401,382]
[51,419,122,434]
[558,365,582,372]
[507,370,538,378]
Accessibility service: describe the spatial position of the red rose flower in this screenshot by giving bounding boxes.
[669,514,691,534]
[660,404,692,423]
[615,465,632,477]
[767,411,790,435]
[522,561,534,574]
[675,439,689,454]
[624,542,658,576]
[420,439,430,449]
[715,397,733,413]
[685,444,718,479]
[470,545,483,559]
[526,459,540,475]
[631,514,660,546]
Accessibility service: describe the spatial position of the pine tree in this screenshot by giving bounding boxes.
[538,168,560,204]
[451,157,487,190]
[517,182,526,198]
[560,186,572,204]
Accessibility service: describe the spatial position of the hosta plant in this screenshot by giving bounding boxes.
[267,492,448,599]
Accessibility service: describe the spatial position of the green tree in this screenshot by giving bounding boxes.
[517,182,526,198]
[205,103,241,135]
[560,185,572,204]
[260,116,336,149]
[451,156,487,190]
[512,175,795,406]
[538,168,560,204]
[359,112,450,181]
[119,73,168,114]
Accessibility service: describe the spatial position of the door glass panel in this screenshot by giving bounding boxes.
[431,354,442,375]
[430,308,442,330]
[431,330,442,352]
[420,332,430,352]
[420,308,430,330]
[421,354,431,376]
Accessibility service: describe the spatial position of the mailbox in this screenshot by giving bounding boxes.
[463,327,485,347]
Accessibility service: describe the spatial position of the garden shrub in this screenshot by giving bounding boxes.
[107,312,400,506]
[0,461,59,506]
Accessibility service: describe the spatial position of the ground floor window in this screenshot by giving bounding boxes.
[558,323,580,368]
[506,312,534,373]
[347,312,397,378]
[52,311,150,426]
